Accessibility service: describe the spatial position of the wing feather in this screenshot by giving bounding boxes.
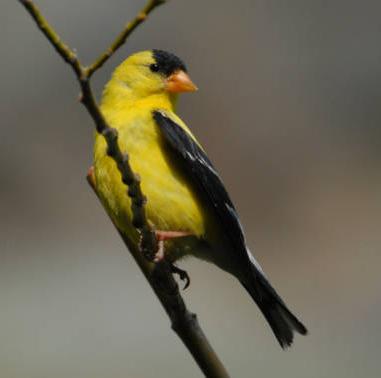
[153,111,248,258]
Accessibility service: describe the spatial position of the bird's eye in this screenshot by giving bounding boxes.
[150,63,160,72]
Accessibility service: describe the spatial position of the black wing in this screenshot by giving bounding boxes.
[153,111,248,257]
[154,112,308,347]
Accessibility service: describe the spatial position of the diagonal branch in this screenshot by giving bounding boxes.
[87,171,230,378]
[19,0,230,377]
[19,0,157,258]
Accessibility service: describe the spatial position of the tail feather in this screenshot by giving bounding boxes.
[242,264,307,348]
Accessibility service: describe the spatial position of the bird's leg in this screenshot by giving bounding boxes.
[155,230,192,241]
[153,230,192,262]
[170,264,191,290]
[152,230,192,289]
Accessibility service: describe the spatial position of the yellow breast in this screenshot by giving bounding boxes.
[93,101,207,246]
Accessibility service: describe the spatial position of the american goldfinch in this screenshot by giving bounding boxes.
[93,50,307,348]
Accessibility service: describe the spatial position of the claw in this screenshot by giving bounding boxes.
[139,230,193,283]
[170,264,191,290]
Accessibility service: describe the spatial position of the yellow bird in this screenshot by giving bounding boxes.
[94,50,307,348]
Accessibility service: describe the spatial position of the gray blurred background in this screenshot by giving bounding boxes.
[1,0,381,377]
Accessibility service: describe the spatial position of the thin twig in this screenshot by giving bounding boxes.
[86,0,166,77]
[19,0,230,376]
[19,0,157,259]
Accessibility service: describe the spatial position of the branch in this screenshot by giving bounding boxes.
[87,0,166,77]
[20,0,157,259]
[87,171,230,378]
[19,1,230,376]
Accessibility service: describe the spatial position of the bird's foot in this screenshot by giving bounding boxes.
[150,230,192,288]
[152,230,192,262]
[139,230,192,262]
[170,263,191,290]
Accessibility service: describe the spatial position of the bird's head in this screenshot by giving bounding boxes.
[105,50,197,102]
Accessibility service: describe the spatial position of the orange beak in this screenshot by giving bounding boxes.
[165,70,198,93]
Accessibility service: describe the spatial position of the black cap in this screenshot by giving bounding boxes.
[150,50,187,76]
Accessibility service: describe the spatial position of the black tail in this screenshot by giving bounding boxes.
[242,266,307,348]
